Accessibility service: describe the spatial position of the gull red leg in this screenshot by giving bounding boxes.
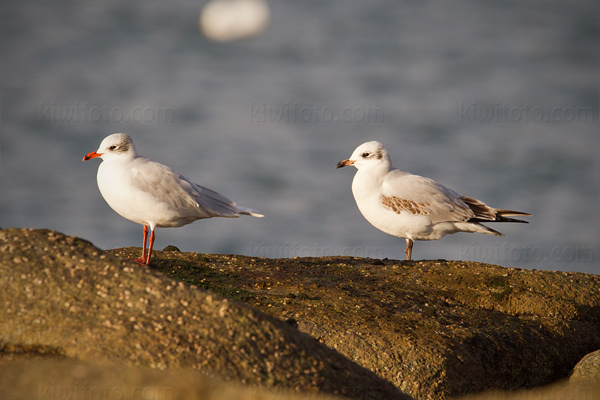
[405,238,413,261]
[133,225,149,264]
[145,228,156,265]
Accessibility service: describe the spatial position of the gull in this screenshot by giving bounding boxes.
[83,133,263,264]
[336,141,530,261]
[200,0,270,42]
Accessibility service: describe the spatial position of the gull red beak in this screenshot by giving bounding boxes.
[336,159,355,169]
[83,151,103,161]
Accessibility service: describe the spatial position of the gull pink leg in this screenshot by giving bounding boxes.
[405,238,413,261]
[133,225,149,264]
[145,229,156,265]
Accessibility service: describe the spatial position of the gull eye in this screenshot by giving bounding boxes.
[109,145,117,151]
[361,152,370,158]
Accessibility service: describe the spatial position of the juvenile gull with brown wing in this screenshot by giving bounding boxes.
[336,141,530,260]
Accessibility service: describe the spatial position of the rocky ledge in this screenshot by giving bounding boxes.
[1,228,599,400]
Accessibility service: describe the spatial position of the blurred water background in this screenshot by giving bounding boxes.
[1,0,599,273]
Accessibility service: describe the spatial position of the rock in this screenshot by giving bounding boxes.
[570,349,600,384]
[0,357,339,400]
[163,245,181,252]
[453,380,600,400]
[3,228,600,400]
[0,229,410,400]
[109,246,600,400]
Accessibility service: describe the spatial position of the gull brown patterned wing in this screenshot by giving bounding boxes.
[381,170,475,223]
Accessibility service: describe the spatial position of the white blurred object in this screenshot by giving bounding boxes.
[200,0,270,42]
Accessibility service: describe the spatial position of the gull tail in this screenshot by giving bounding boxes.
[461,196,531,224]
[493,209,531,223]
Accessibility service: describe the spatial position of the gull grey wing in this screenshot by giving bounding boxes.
[185,179,243,218]
[130,158,240,218]
[381,170,475,223]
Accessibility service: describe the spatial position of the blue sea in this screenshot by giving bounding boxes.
[2,0,599,274]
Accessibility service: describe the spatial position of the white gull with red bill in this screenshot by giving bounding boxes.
[83,133,263,264]
[336,141,530,261]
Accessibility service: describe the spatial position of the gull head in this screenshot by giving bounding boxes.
[336,141,390,170]
[83,133,137,162]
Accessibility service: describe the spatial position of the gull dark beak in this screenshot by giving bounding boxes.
[83,151,103,161]
[336,159,355,169]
